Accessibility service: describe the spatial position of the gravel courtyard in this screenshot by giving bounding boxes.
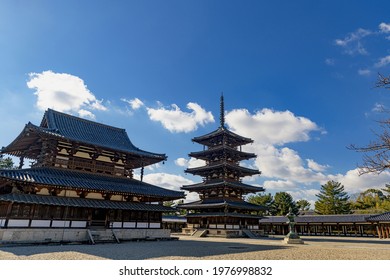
[0,235,389,260]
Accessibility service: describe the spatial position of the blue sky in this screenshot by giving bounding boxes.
[1,1,390,206]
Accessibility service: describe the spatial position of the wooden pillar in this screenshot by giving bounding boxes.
[28,204,36,227]
[381,225,385,239]
[376,225,381,238]
[385,225,389,239]
[3,202,13,228]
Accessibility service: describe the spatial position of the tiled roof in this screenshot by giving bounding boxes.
[259,214,374,224]
[189,145,256,161]
[0,167,184,200]
[366,212,390,222]
[185,162,261,177]
[2,109,166,161]
[192,127,253,146]
[186,212,262,219]
[41,109,166,159]
[178,198,266,211]
[0,193,173,211]
[182,179,264,193]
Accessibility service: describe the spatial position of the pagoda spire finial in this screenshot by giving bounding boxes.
[220,93,225,128]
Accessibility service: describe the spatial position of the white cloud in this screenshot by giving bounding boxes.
[174,158,189,167]
[121,97,144,110]
[325,58,335,66]
[78,109,96,120]
[358,69,371,76]
[335,28,372,55]
[331,169,390,194]
[147,102,214,133]
[175,157,205,168]
[307,159,329,172]
[372,103,385,112]
[226,108,322,146]
[139,172,199,202]
[145,163,161,171]
[263,180,297,191]
[224,108,328,186]
[379,22,390,33]
[253,145,327,184]
[375,55,390,68]
[27,70,107,118]
[140,172,194,192]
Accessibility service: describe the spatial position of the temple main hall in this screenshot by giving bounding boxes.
[0,109,184,244]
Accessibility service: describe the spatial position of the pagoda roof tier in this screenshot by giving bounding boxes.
[177,198,266,211]
[181,179,264,193]
[188,145,256,161]
[185,162,261,177]
[192,126,253,147]
[1,109,166,166]
[186,212,263,219]
[0,193,174,212]
[0,167,184,200]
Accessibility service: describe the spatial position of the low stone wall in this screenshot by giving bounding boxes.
[0,228,172,244]
[0,228,88,244]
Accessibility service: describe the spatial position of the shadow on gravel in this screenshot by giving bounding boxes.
[0,239,288,260]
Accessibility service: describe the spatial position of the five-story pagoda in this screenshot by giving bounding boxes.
[178,95,265,237]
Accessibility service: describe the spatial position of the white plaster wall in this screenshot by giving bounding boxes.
[112,222,123,228]
[71,221,87,228]
[52,220,70,227]
[137,222,148,228]
[7,220,29,227]
[123,222,136,228]
[149,223,161,228]
[36,188,50,195]
[86,192,103,199]
[30,220,51,227]
[110,195,122,201]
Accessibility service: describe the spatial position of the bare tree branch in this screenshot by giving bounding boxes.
[349,73,390,175]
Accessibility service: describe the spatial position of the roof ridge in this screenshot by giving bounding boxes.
[44,108,126,132]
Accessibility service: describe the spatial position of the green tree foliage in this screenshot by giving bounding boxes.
[315,181,351,215]
[273,192,298,216]
[350,186,390,212]
[162,199,187,216]
[380,200,390,211]
[352,189,385,210]
[247,193,275,215]
[296,199,311,211]
[0,155,14,169]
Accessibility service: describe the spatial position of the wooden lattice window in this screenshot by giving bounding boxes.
[0,203,9,218]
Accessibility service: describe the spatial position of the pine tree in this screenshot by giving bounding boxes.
[296,199,311,211]
[273,192,298,216]
[315,181,351,214]
[247,193,274,215]
[0,155,14,169]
